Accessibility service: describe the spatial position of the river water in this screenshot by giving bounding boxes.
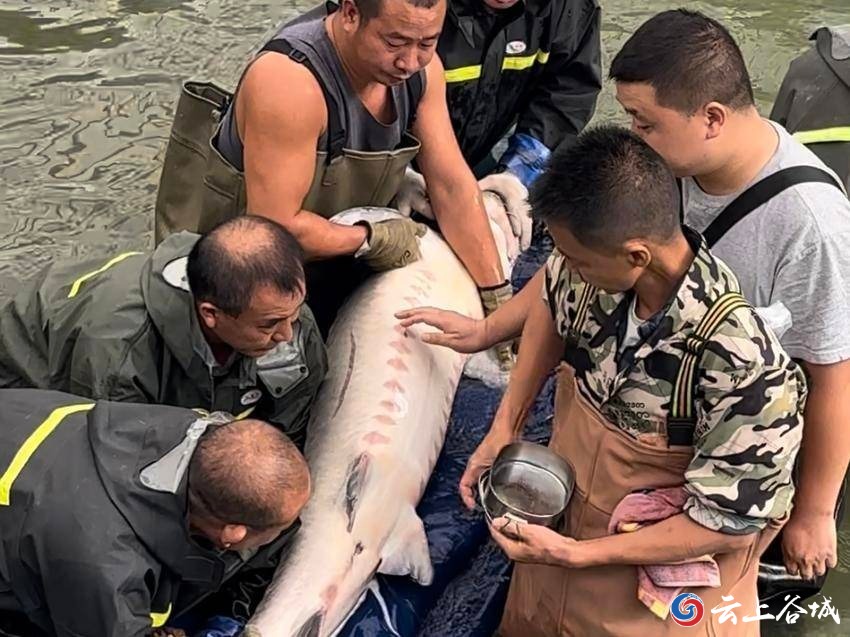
[1,0,848,634]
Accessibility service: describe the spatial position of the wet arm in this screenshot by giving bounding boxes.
[412,56,504,287]
[239,54,368,258]
[493,295,562,437]
[792,360,850,520]
[571,513,754,567]
[482,267,544,347]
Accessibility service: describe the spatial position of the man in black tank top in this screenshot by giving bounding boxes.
[227,0,511,339]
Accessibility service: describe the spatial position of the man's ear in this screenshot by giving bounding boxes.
[221,524,248,550]
[339,0,362,30]
[703,101,728,140]
[623,240,652,269]
[197,302,220,330]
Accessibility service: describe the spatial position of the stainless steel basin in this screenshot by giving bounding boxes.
[478,441,575,528]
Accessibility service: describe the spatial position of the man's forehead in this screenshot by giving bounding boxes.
[247,285,305,311]
[616,82,698,120]
[548,222,583,252]
[372,0,445,33]
[615,82,658,108]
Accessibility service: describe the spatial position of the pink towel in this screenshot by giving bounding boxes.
[607,486,721,619]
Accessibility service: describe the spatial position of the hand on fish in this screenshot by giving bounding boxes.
[458,427,517,509]
[489,516,582,567]
[395,307,489,354]
[355,218,427,271]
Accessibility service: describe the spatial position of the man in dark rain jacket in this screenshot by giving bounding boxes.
[0,216,327,446]
[396,0,601,257]
[0,390,310,637]
[771,25,850,189]
[442,0,601,181]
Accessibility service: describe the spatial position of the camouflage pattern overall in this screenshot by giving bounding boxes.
[543,227,807,534]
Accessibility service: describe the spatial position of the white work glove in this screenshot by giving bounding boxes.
[394,167,434,220]
[482,190,520,264]
[478,172,532,252]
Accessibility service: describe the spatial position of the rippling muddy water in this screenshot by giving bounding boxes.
[1,1,848,633]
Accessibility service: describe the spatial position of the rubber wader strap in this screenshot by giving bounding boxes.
[404,70,424,128]
[260,38,347,164]
[677,177,684,223]
[667,292,750,446]
[703,165,844,247]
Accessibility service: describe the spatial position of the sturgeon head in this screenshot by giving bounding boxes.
[245,445,435,637]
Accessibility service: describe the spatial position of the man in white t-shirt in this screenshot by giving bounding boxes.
[397,9,850,585]
[610,11,850,587]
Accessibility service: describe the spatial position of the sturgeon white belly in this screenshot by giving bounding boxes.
[246,209,484,637]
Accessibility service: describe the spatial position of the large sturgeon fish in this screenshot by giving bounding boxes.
[244,206,513,637]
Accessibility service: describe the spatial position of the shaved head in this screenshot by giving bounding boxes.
[188,419,310,529]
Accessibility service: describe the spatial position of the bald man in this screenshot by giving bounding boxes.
[0,216,327,445]
[0,392,310,637]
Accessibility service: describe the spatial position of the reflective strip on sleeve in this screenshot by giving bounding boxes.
[444,50,550,84]
[0,403,95,506]
[793,127,850,145]
[150,603,172,628]
[444,65,482,83]
[67,251,144,298]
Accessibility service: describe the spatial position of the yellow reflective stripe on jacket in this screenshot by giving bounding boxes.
[67,251,143,298]
[444,65,482,83]
[793,127,850,145]
[444,49,550,83]
[502,49,550,71]
[234,405,256,420]
[0,403,95,506]
[150,603,172,628]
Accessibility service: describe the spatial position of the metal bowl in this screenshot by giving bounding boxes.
[478,442,575,528]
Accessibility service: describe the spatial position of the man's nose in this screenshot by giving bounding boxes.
[395,47,418,73]
[272,321,293,343]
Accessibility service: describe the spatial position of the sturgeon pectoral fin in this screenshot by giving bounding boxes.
[377,505,434,585]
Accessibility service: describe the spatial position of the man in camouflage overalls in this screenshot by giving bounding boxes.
[457,127,806,636]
